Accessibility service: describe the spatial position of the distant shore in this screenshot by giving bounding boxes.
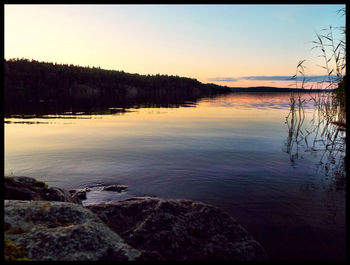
[228,86,333,93]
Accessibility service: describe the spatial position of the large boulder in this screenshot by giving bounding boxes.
[86,197,268,261]
[4,200,141,261]
[4,176,81,204]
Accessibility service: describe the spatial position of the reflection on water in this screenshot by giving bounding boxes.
[4,92,345,260]
[283,92,346,191]
[4,88,217,118]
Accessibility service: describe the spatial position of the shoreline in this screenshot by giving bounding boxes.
[4,176,268,261]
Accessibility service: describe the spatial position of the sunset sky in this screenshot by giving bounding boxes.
[5,4,345,88]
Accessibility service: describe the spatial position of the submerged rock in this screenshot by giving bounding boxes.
[4,200,141,261]
[102,185,128,192]
[5,176,81,205]
[88,183,103,188]
[87,197,268,261]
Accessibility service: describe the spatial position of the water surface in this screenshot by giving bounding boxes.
[5,92,345,260]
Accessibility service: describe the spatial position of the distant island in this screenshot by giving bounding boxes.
[4,59,331,115]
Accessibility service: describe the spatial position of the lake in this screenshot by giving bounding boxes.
[4,92,345,260]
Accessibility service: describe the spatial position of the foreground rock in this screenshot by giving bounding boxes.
[4,200,141,261]
[4,176,81,205]
[4,176,268,260]
[87,197,268,260]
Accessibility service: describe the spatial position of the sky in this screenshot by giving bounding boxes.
[4,4,346,88]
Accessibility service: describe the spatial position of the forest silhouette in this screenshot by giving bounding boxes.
[5,58,232,115]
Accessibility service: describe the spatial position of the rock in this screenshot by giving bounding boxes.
[43,187,82,204]
[5,176,81,205]
[4,176,268,260]
[4,176,42,201]
[69,188,89,200]
[89,184,102,188]
[87,197,268,261]
[4,200,141,261]
[102,185,128,192]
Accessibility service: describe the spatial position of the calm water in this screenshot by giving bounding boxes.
[5,92,345,260]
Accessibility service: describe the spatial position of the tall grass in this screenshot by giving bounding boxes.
[285,8,346,187]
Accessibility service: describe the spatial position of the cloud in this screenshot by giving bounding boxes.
[208,77,239,82]
[208,75,339,82]
[241,76,293,81]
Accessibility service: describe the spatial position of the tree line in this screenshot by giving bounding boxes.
[4,58,231,109]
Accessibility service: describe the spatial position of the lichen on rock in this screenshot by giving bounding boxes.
[4,200,141,261]
[4,239,30,261]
